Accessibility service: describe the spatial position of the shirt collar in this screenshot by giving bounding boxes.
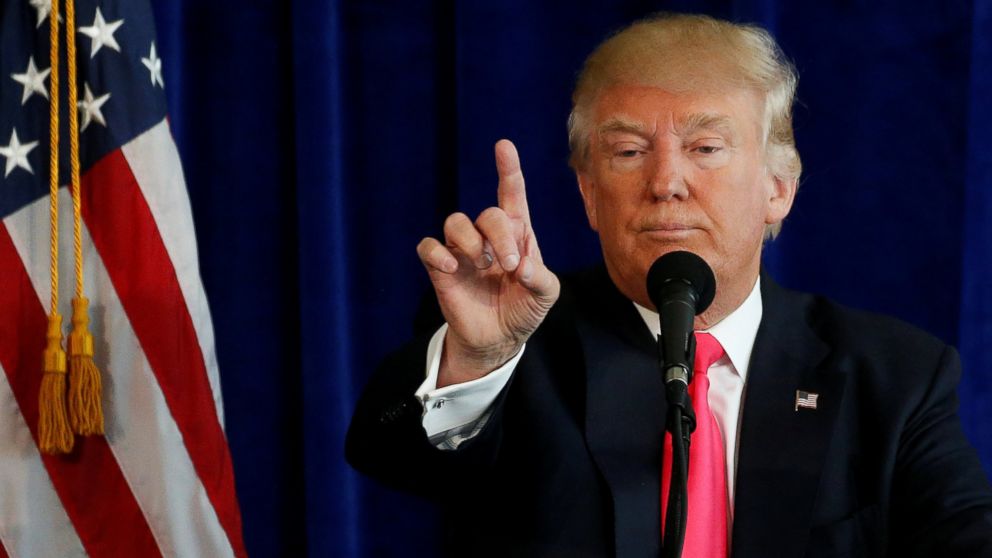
[633,276,763,380]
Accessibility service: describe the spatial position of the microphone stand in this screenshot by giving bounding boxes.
[659,332,696,558]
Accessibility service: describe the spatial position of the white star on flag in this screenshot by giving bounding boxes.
[29,0,55,29]
[0,129,39,178]
[11,55,51,105]
[77,7,124,58]
[141,42,164,88]
[77,83,111,131]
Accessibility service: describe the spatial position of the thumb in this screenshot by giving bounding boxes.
[515,255,560,302]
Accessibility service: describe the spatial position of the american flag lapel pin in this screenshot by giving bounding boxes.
[795,390,819,411]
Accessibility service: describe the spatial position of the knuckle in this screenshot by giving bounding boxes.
[476,206,506,225]
[443,212,469,234]
[418,238,446,263]
[444,214,483,250]
[416,237,434,254]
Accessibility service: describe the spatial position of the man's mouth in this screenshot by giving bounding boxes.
[644,223,691,231]
[640,222,698,233]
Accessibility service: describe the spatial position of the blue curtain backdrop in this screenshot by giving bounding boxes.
[147,1,992,556]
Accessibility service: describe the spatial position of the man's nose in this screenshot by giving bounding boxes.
[646,150,689,201]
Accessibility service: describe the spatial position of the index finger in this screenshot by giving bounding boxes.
[495,139,531,225]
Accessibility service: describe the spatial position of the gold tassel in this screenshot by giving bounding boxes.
[68,297,104,435]
[40,313,74,454]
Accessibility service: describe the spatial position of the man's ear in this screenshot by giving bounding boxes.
[765,173,797,227]
[577,173,599,231]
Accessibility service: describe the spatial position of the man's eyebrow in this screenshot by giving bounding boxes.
[676,113,737,139]
[596,117,651,138]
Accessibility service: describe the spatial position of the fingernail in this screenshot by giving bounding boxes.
[477,252,494,269]
[444,258,458,273]
[505,254,520,271]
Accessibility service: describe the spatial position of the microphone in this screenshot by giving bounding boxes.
[646,251,716,388]
[647,251,715,558]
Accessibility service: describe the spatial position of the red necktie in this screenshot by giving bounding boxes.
[660,332,729,557]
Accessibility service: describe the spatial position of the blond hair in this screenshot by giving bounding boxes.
[568,13,801,238]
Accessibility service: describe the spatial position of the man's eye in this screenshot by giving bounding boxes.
[617,149,641,158]
[694,145,722,154]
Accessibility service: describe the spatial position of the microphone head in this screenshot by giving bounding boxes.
[646,251,716,315]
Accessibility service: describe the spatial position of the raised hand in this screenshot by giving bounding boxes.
[416,140,560,387]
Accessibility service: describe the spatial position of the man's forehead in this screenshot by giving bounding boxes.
[591,85,762,139]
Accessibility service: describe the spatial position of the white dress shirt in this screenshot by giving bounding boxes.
[415,277,763,514]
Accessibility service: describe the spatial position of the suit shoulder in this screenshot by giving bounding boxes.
[783,286,953,373]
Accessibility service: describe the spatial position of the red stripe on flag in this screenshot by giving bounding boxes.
[80,150,247,557]
[0,223,162,558]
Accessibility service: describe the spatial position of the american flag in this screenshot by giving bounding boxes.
[795,390,819,411]
[0,1,245,556]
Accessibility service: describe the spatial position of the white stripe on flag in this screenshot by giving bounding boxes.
[0,361,87,558]
[4,194,235,558]
[121,120,226,426]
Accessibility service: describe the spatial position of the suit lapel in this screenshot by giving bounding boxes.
[575,267,667,558]
[731,274,842,558]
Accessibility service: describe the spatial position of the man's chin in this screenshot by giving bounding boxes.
[636,237,714,267]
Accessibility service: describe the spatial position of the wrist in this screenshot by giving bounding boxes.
[437,331,521,388]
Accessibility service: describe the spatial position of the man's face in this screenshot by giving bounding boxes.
[576,84,796,318]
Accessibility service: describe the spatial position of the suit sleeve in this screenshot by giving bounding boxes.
[891,345,992,557]
[344,330,514,500]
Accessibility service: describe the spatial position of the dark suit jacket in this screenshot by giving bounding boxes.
[346,266,992,557]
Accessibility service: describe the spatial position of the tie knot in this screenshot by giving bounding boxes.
[693,332,725,376]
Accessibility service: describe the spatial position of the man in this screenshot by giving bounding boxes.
[346,13,992,557]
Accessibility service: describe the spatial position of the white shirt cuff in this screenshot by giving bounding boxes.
[415,323,523,441]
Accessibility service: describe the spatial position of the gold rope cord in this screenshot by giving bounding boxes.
[65,0,104,436]
[40,0,74,455]
[66,0,81,300]
[47,0,60,310]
